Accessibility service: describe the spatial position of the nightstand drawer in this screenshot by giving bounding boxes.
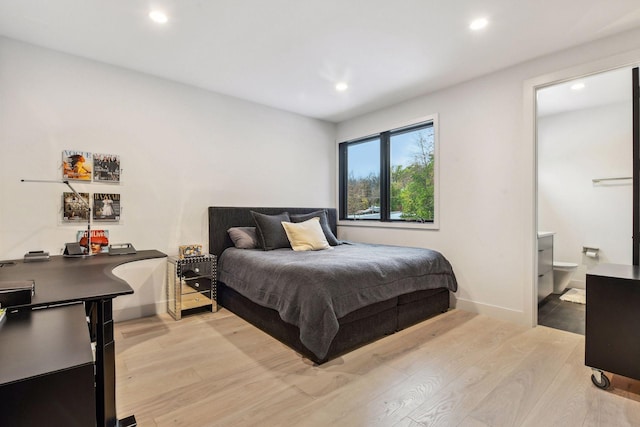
[182,277,212,293]
[181,291,212,310]
[182,263,212,278]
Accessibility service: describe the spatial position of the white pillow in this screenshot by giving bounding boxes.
[281,217,331,251]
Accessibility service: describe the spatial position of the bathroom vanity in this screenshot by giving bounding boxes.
[538,232,554,303]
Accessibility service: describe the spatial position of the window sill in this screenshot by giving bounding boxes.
[337,220,439,230]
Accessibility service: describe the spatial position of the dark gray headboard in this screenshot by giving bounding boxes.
[208,207,338,258]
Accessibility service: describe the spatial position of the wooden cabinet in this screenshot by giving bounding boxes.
[538,234,554,303]
[585,263,640,388]
[167,255,217,320]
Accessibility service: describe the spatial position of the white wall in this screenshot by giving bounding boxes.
[112,258,167,321]
[538,102,633,288]
[0,37,336,319]
[336,27,640,325]
[3,27,640,326]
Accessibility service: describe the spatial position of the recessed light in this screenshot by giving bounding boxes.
[571,82,586,91]
[335,82,349,92]
[469,18,488,31]
[149,10,168,24]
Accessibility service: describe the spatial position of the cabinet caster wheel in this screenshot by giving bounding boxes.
[591,371,610,389]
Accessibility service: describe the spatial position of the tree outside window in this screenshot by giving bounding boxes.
[390,126,434,221]
[340,120,436,223]
[346,137,380,219]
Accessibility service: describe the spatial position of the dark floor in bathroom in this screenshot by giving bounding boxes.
[538,289,585,335]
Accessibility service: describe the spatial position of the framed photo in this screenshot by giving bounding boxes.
[62,150,92,181]
[179,244,202,259]
[93,193,120,222]
[93,153,120,183]
[62,192,90,222]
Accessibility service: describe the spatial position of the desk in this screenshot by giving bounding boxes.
[0,304,96,426]
[0,249,166,427]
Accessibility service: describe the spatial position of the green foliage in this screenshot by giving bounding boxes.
[347,131,434,221]
[347,171,380,215]
[396,160,434,220]
[396,132,434,221]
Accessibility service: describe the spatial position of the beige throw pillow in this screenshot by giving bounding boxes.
[281,217,331,251]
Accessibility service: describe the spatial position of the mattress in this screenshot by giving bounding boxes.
[219,242,457,359]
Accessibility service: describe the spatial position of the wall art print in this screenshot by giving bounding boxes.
[93,193,120,221]
[93,153,120,183]
[62,150,92,181]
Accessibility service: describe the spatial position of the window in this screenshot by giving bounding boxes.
[339,118,437,224]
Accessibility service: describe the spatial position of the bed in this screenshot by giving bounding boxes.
[208,206,457,364]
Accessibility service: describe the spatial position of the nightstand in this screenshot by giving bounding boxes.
[167,254,217,320]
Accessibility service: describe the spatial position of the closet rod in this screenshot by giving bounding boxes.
[592,177,632,183]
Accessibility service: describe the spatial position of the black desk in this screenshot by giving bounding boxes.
[0,304,96,426]
[0,250,166,427]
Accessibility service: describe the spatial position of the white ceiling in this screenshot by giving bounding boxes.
[1,1,640,123]
[537,67,634,118]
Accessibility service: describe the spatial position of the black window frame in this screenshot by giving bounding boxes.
[339,120,436,223]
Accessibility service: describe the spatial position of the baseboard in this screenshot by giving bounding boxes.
[453,297,526,325]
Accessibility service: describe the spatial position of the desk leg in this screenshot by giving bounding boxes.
[90,299,116,427]
[88,299,136,427]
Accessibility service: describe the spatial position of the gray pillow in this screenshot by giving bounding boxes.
[251,211,291,250]
[290,210,340,246]
[227,227,258,249]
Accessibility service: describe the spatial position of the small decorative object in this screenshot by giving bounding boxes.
[63,192,91,222]
[179,244,202,259]
[93,193,121,221]
[77,229,109,255]
[62,150,92,181]
[93,153,121,183]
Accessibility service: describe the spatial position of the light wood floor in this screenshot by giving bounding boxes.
[114,309,640,426]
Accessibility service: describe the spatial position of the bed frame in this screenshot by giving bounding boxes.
[208,206,450,364]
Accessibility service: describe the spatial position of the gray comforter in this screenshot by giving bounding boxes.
[218,242,457,359]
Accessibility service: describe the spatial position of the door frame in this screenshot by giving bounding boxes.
[633,66,639,265]
[524,50,640,327]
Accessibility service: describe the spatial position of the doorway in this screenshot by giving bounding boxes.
[535,67,634,334]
